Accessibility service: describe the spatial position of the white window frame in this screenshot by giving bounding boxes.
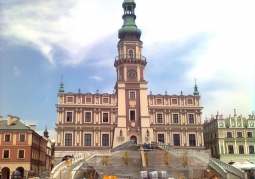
[17,149,25,159]
[102,97,109,104]
[85,97,92,104]
[171,98,178,105]
[66,96,74,103]
[101,133,110,146]
[187,98,193,105]
[19,134,26,142]
[130,109,136,121]
[3,149,10,159]
[156,113,163,124]
[64,133,73,146]
[84,133,92,146]
[173,133,180,146]
[172,113,179,124]
[66,111,73,123]
[84,111,92,123]
[102,112,109,123]
[189,133,196,146]
[128,49,134,59]
[129,91,136,99]
[4,134,11,142]
[188,113,195,124]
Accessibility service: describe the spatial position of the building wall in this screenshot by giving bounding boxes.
[203,112,255,163]
[0,116,51,178]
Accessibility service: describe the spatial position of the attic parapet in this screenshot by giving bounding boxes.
[147,93,201,106]
[57,92,117,106]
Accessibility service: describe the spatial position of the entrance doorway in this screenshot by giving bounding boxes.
[16,167,25,178]
[1,167,10,179]
[130,135,137,144]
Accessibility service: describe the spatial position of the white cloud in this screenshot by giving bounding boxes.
[1,0,255,120]
[88,76,104,81]
[13,67,21,76]
[1,0,122,65]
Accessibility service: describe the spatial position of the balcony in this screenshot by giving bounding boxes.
[114,54,147,67]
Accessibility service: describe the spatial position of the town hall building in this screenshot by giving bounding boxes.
[54,0,204,157]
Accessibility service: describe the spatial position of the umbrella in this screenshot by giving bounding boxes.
[231,162,242,168]
[239,161,255,170]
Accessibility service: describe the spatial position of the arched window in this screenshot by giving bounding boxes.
[128,49,134,59]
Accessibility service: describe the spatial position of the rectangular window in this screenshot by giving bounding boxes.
[157,114,163,123]
[65,134,72,146]
[66,112,72,122]
[187,99,193,104]
[157,99,162,104]
[189,134,196,146]
[86,97,91,103]
[158,134,164,143]
[228,145,234,154]
[103,113,108,122]
[173,134,180,146]
[239,145,244,154]
[18,150,25,158]
[249,146,254,154]
[189,114,194,124]
[103,98,108,103]
[173,114,178,123]
[172,99,177,104]
[102,134,109,146]
[130,92,135,99]
[85,112,91,122]
[84,134,91,146]
[130,111,135,121]
[3,150,9,158]
[20,134,25,142]
[67,97,73,102]
[237,132,242,138]
[247,132,253,138]
[5,134,10,142]
[227,132,232,138]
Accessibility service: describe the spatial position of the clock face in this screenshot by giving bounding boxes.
[127,70,137,79]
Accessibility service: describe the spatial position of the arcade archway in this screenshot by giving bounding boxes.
[16,167,25,178]
[1,167,10,179]
[130,135,137,144]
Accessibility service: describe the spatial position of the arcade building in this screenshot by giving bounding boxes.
[54,0,204,157]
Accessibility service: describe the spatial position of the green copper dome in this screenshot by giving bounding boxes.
[118,0,141,39]
[59,78,65,94]
[193,80,199,96]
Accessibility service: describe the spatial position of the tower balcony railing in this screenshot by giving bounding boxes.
[114,54,147,66]
[115,54,146,61]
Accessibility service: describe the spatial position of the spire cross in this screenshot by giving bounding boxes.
[194,78,197,85]
[61,75,63,81]
[78,88,81,93]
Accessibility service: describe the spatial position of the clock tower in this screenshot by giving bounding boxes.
[112,0,151,147]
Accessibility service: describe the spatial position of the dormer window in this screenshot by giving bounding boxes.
[128,49,134,59]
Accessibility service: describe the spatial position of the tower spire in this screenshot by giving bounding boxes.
[59,75,65,94]
[193,79,199,96]
[118,0,141,40]
[43,125,49,138]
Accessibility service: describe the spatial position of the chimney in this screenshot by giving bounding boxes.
[13,116,20,122]
[0,116,2,122]
[7,115,13,125]
[29,125,36,131]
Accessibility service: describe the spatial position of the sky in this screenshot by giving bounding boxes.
[0,0,254,140]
